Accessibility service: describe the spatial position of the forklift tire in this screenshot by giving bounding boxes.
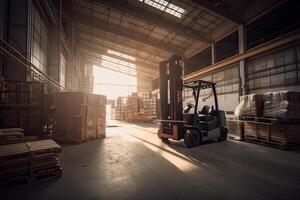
[184,129,201,148]
[161,137,169,144]
[218,127,228,142]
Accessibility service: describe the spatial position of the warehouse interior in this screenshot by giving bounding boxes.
[1,0,300,199]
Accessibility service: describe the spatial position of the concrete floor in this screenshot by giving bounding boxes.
[1,121,300,200]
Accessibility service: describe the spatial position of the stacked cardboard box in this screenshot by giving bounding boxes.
[52,92,106,143]
[86,94,98,140]
[86,94,107,139]
[126,95,139,116]
[234,94,264,117]
[113,91,157,120]
[263,91,300,120]
[52,92,86,143]
[140,92,157,117]
[113,97,127,120]
[97,95,107,138]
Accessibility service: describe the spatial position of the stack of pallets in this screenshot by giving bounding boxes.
[28,140,62,181]
[0,139,62,189]
[0,143,30,189]
[244,120,300,149]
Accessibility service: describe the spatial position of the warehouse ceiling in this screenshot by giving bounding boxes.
[72,0,282,79]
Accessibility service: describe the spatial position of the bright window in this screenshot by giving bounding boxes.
[138,0,186,18]
[93,53,137,100]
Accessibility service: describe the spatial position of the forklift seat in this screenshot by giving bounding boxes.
[199,105,211,114]
[198,105,215,121]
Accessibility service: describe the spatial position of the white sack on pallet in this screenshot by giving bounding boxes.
[263,91,300,120]
[234,94,264,117]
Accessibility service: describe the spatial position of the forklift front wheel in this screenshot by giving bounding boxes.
[158,134,169,143]
[161,137,169,143]
[184,129,201,148]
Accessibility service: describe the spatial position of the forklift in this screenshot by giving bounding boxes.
[157,55,228,148]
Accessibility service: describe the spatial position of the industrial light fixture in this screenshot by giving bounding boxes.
[138,0,186,18]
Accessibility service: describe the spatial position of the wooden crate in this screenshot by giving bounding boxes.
[54,92,85,105]
[86,126,97,140]
[98,95,107,105]
[244,121,300,149]
[86,93,99,105]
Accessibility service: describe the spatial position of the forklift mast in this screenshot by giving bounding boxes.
[159,55,183,121]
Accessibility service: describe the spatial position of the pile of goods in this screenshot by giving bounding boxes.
[234,94,264,117]
[233,91,300,149]
[263,91,300,120]
[113,91,157,121]
[52,92,107,144]
[127,113,153,123]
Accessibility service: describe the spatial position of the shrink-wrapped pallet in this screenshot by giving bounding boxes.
[263,91,300,120]
[234,94,264,117]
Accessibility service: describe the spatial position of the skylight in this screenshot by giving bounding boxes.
[138,0,186,18]
[107,50,136,61]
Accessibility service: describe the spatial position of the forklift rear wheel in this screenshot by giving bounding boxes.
[184,129,201,148]
[218,127,228,142]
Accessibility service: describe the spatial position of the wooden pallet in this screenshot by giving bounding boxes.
[0,176,30,190]
[244,121,300,150]
[228,134,244,141]
[241,115,300,124]
[0,139,62,190]
[0,167,62,190]
[52,138,83,144]
[245,136,300,150]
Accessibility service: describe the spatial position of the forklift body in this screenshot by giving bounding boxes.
[157,56,227,148]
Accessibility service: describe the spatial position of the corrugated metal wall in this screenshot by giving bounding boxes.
[246,43,300,94]
[184,62,240,112]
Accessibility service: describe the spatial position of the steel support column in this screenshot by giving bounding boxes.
[238,24,247,96]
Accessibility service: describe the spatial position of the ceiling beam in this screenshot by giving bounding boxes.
[93,0,210,43]
[75,28,167,62]
[73,11,181,53]
[81,58,154,80]
[190,0,243,24]
[82,53,157,76]
[78,41,159,70]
